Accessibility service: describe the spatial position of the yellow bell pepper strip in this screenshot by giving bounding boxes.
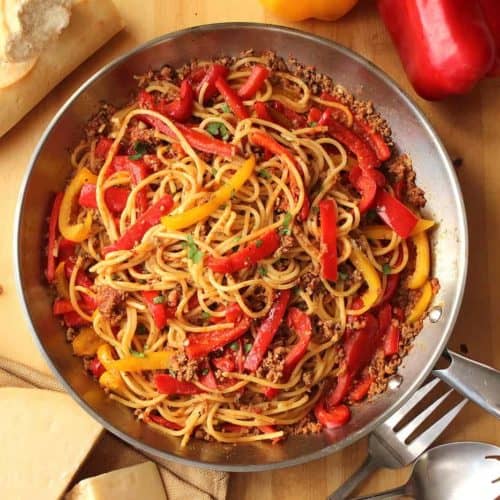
[162,156,255,231]
[98,371,125,392]
[54,261,70,299]
[97,344,116,371]
[58,167,97,242]
[407,231,430,289]
[407,281,433,324]
[410,218,435,235]
[72,327,103,357]
[349,245,382,313]
[363,218,435,240]
[259,0,358,21]
[106,350,175,372]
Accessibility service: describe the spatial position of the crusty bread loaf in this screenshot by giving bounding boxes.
[0,0,71,62]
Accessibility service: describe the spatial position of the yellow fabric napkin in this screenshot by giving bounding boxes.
[0,357,228,500]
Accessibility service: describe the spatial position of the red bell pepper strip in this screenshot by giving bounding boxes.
[352,119,391,162]
[349,165,386,188]
[307,107,322,124]
[46,192,63,283]
[238,65,270,99]
[214,76,249,120]
[199,363,218,389]
[283,307,312,378]
[319,108,380,170]
[206,230,280,274]
[254,101,273,121]
[95,137,113,159]
[197,64,229,102]
[235,339,245,373]
[89,357,106,379]
[314,402,351,429]
[377,0,497,100]
[148,413,183,430]
[349,374,374,402]
[212,349,236,373]
[53,298,75,315]
[375,190,418,239]
[111,156,149,213]
[384,324,401,357]
[160,79,194,122]
[258,424,283,444]
[154,374,202,395]
[186,316,252,360]
[64,260,93,289]
[244,290,291,372]
[78,183,130,214]
[393,179,405,201]
[142,291,175,330]
[103,194,174,254]
[210,303,244,324]
[378,303,392,338]
[380,273,400,305]
[250,131,310,220]
[139,115,236,159]
[270,100,307,129]
[324,372,353,408]
[58,238,76,261]
[480,0,500,76]
[319,199,338,281]
[354,174,378,214]
[63,311,90,328]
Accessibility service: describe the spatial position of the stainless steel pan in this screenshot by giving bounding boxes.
[14,23,490,471]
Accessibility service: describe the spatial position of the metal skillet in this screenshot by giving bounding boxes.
[14,23,497,471]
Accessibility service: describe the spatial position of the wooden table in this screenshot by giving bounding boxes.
[0,1,498,498]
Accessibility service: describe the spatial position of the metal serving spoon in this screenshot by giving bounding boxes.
[351,441,500,500]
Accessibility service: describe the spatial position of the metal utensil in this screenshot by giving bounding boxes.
[351,441,500,500]
[328,378,467,500]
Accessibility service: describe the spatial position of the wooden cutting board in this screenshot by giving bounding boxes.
[0,1,498,498]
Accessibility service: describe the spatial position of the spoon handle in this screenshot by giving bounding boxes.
[349,484,410,500]
[433,349,500,418]
[327,454,381,500]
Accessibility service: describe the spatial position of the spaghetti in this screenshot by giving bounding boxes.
[46,51,437,446]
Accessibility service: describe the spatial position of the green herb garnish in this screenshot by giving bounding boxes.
[255,239,263,248]
[153,294,166,304]
[136,324,148,335]
[211,167,218,177]
[280,211,293,235]
[338,271,349,281]
[130,350,146,358]
[129,141,148,160]
[206,122,230,140]
[258,266,268,277]
[308,121,318,127]
[365,209,378,223]
[220,103,231,113]
[201,311,212,320]
[201,368,209,376]
[229,341,239,352]
[382,263,392,275]
[184,234,204,264]
[257,169,271,179]
[244,343,252,354]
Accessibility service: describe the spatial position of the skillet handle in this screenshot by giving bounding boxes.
[433,349,500,419]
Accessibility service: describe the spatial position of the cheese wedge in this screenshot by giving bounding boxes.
[0,387,103,500]
[65,462,167,500]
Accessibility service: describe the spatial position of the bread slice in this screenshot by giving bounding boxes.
[0,0,71,62]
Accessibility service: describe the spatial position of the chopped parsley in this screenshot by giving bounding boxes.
[338,271,349,281]
[210,167,218,177]
[136,324,148,335]
[382,263,392,275]
[365,209,378,223]
[152,294,166,304]
[129,141,148,160]
[184,234,203,264]
[293,286,301,296]
[257,169,271,179]
[280,211,293,235]
[233,235,242,243]
[130,350,146,358]
[308,121,318,127]
[244,342,252,354]
[220,103,231,113]
[311,206,319,215]
[229,341,239,352]
[201,311,212,320]
[255,239,263,248]
[206,122,230,140]
[201,368,209,376]
[258,266,268,277]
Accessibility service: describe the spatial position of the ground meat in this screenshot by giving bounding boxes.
[142,154,163,171]
[302,370,315,388]
[135,65,176,88]
[128,122,162,147]
[255,347,287,383]
[166,288,180,308]
[194,428,214,441]
[96,286,126,327]
[170,352,199,382]
[289,414,322,436]
[299,271,322,295]
[386,154,426,208]
[84,104,116,139]
[314,319,341,343]
[275,235,296,258]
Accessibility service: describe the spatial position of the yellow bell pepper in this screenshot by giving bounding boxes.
[99,371,125,392]
[349,245,382,314]
[97,344,116,371]
[363,219,434,241]
[162,156,255,231]
[259,0,358,21]
[106,350,175,372]
[407,231,430,289]
[54,261,69,299]
[58,167,97,242]
[407,281,433,324]
[72,327,103,357]
[411,218,435,236]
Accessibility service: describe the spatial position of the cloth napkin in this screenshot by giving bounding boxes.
[0,357,228,500]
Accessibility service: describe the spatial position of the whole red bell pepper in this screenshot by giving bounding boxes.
[103,194,174,254]
[186,316,252,359]
[154,374,202,395]
[238,65,270,99]
[46,192,63,283]
[375,190,418,238]
[78,183,130,214]
[319,199,338,281]
[378,0,497,100]
[244,290,291,372]
[206,230,280,274]
[214,76,249,120]
[142,290,175,330]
